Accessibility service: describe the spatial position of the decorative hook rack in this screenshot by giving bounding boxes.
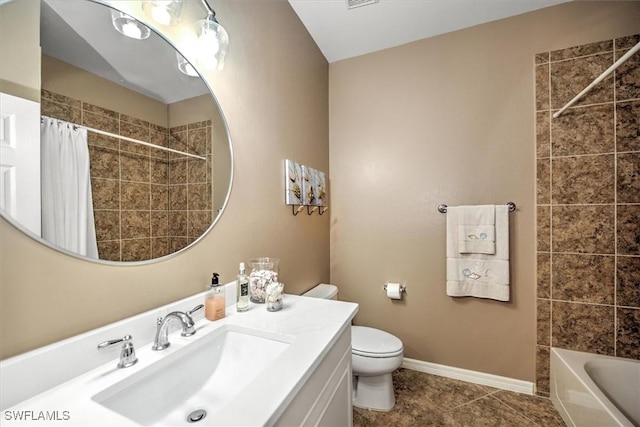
[437,202,516,214]
[285,159,328,217]
[307,206,328,215]
[291,205,328,216]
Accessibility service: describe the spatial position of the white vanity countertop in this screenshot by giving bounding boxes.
[1,294,358,426]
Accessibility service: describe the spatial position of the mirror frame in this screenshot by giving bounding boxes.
[0,0,234,265]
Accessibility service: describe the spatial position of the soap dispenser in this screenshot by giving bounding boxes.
[236,262,249,312]
[205,272,225,321]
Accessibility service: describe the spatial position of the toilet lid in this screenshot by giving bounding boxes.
[351,326,403,358]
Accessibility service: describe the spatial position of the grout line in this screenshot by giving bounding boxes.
[445,392,494,412]
[547,54,554,354]
[550,251,618,256]
[551,203,639,207]
[551,99,614,112]
[549,299,616,308]
[118,115,123,261]
[612,41,619,357]
[551,152,617,160]
[491,393,555,427]
[540,96,640,114]
[549,49,614,65]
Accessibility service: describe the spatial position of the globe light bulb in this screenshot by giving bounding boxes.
[142,0,183,26]
[111,10,150,40]
[194,13,228,71]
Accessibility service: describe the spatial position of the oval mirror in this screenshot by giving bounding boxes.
[0,0,232,263]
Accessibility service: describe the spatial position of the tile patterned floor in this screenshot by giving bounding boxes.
[353,369,567,426]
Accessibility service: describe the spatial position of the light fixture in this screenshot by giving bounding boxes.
[111,10,151,40]
[176,52,199,77]
[346,0,379,9]
[142,0,183,26]
[194,2,229,71]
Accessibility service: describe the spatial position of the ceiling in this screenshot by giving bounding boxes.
[288,0,573,63]
[40,0,209,104]
[35,0,575,102]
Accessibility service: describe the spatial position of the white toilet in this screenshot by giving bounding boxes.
[303,284,404,411]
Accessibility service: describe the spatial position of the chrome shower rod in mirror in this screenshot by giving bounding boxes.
[41,115,206,161]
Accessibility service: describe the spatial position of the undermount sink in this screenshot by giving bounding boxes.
[92,325,291,426]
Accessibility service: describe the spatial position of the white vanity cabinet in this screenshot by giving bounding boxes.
[0,291,358,427]
[275,326,352,427]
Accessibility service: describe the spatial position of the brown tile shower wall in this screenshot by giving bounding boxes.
[41,90,212,262]
[167,123,213,255]
[535,35,640,396]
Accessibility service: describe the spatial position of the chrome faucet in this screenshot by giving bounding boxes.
[152,304,203,351]
[97,335,138,368]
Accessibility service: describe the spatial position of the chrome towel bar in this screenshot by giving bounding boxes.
[438,202,516,214]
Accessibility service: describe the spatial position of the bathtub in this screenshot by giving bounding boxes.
[551,348,640,427]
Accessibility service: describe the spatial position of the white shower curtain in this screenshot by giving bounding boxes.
[40,117,99,259]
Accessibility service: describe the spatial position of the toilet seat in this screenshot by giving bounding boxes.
[351,326,403,358]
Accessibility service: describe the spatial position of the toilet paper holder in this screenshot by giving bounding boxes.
[383,283,406,293]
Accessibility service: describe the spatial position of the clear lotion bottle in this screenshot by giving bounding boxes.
[205,272,225,321]
[236,262,249,312]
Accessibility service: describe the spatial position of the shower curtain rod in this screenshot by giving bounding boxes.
[553,40,640,118]
[41,115,207,161]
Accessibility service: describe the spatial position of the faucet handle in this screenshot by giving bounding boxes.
[97,335,138,368]
[188,304,204,316]
[181,306,202,337]
[97,334,133,350]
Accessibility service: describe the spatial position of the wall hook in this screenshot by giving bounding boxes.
[319,206,328,215]
[307,205,318,215]
[292,205,304,216]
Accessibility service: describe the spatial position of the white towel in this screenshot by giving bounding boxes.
[446,205,510,301]
[458,225,496,254]
[457,205,496,254]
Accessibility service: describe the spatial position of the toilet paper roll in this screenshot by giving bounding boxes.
[386,283,402,300]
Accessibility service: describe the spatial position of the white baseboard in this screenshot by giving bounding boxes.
[401,357,535,395]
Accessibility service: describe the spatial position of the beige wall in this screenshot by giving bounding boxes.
[329,1,640,382]
[0,0,329,359]
[0,0,40,101]
[41,54,169,126]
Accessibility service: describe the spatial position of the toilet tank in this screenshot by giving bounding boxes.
[303,284,338,300]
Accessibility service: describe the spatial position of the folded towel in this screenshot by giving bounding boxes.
[446,259,510,301]
[446,205,510,302]
[458,225,495,254]
[458,204,495,225]
[457,205,495,255]
[446,259,509,283]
